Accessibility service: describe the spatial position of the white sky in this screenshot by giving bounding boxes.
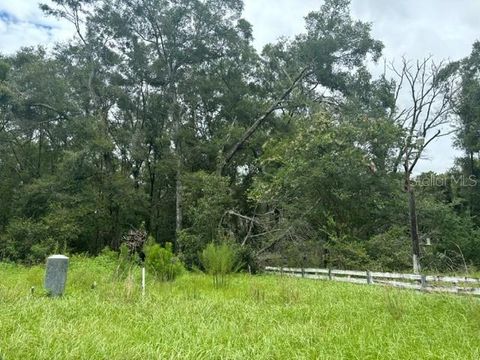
[1,0,479,174]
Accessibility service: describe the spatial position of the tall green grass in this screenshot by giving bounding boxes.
[0,257,479,359]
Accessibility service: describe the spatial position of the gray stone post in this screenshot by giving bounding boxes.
[44,255,69,296]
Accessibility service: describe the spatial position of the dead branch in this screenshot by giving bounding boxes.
[217,66,312,174]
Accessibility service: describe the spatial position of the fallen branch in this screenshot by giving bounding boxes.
[217,66,311,174]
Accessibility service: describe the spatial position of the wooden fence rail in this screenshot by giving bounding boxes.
[264,266,480,296]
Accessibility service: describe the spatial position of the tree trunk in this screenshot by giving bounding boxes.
[469,151,474,214]
[175,157,182,243]
[37,128,43,177]
[171,84,182,249]
[470,151,475,176]
[407,176,421,273]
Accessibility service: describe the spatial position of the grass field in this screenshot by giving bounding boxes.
[1,256,479,359]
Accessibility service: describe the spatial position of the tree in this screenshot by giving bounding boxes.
[218,0,383,173]
[102,0,256,244]
[3,0,477,272]
[249,112,402,268]
[390,57,459,273]
[40,0,258,248]
[453,41,480,222]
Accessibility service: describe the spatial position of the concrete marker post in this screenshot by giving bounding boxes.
[44,255,69,297]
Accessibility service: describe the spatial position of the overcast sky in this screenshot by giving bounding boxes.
[1,0,479,173]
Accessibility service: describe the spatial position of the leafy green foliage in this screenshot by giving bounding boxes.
[452,41,480,226]
[250,112,403,268]
[366,226,411,271]
[200,242,238,287]
[144,239,184,282]
[179,172,233,267]
[0,0,479,273]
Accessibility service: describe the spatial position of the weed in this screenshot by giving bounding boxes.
[384,289,405,320]
[250,282,266,303]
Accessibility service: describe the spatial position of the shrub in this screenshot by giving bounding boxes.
[200,242,238,288]
[96,247,119,268]
[177,230,202,269]
[366,226,411,271]
[1,218,51,263]
[144,239,184,282]
[236,245,259,274]
[327,240,372,270]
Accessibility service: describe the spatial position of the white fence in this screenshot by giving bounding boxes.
[265,266,480,296]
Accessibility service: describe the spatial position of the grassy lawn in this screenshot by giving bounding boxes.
[1,257,479,359]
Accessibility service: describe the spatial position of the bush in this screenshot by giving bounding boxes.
[1,218,52,263]
[366,226,412,271]
[200,242,238,287]
[96,247,119,268]
[327,240,371,270]
[177,230,202,269]
[144,239,184,282]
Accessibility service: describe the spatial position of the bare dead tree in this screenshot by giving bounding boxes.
[390,57,459,273]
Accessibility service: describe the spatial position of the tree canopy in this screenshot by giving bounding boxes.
[1,0,479,273]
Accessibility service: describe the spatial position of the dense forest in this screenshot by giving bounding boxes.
[0,0,479,273]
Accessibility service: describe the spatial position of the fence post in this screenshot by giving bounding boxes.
[301,268,305,278]
[280,267,284,276]
[367,270,373,285]
[421,274,427,288]
[328,268,332,280]
[141,267,146,296]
